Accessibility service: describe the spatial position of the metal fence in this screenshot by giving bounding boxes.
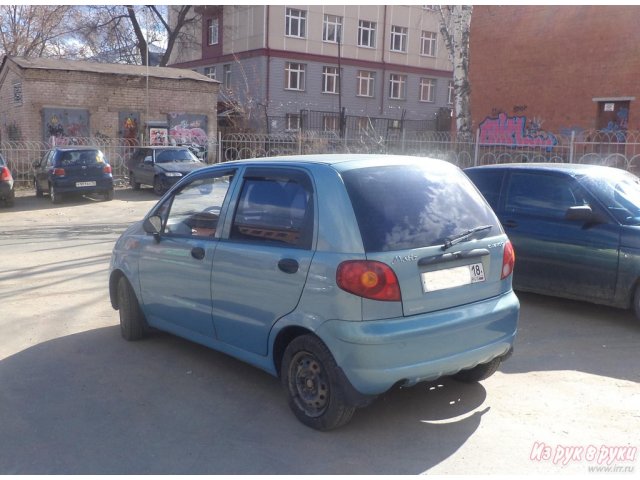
[5,129,640,188]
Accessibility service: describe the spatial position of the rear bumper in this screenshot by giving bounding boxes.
[52,177,113,194]
[315,291,520,395]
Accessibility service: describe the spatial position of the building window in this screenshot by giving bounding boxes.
[448,80,455,105]
[356,70,375,97]
[390,25,408,53]
[286,113,301,131]
[204,66,216,80]
[285,8,306,38]
[420,31,437,56]
[358,20,376,48]
[223,64,231,88]
[389,74,406,100]
[419,78,436,102]
[13,82,22,105]
[285,62,306,91]
[323,14,342,43]
[208,18,219,45]
[323,115,339,132]
[357,117,375,134]
[322,66,340,94]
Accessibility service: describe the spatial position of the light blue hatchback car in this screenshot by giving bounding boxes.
[109,154,520,430]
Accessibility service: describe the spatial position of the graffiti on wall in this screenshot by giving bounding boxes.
[168,113,208,145]
[602,107,628,142]
[43,108,90,142]
[118,111,140,141]
[479,112,557,151]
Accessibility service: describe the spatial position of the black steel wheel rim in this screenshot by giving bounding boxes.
[289,351,329,418]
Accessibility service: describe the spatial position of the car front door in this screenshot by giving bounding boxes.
[211,167,315,356]
[137,168,237,338]
[500,171,620,301]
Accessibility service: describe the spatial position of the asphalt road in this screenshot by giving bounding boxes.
[0,188,638,474]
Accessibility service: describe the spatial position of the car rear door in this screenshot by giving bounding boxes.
[500,170,620,301]
[210,167,315,356]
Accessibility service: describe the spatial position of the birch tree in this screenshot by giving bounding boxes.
[438,5,473,140]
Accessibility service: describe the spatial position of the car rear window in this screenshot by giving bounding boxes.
[342,164,501,252]
[156,149,197,163]
[57,150,104,166]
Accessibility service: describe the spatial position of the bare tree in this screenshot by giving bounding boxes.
[438,5,473,140]
[0,5,82,58]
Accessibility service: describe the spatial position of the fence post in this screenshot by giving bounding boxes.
[569,130,575,163]
[218,131,222,163]
[474,129,480,166]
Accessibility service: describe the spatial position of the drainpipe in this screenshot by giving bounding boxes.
[379,5,388,116]
[265,5,271,125]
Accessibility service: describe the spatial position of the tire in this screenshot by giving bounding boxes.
[281,334,356,431]
[5,191,15,207]
[453,357,502,383]
[129,172,140,190]
[35,179,43,198]
[50,185,62,204]
[104,189,114,201]
[117,277,147,341]
[153,176,165,196]
[632,283,640,321]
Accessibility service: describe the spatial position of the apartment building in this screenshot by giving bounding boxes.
[169,5,454,134]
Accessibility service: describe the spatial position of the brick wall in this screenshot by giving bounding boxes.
[469,5,640,134]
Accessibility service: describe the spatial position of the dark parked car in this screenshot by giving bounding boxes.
[0,154,15,207]
[33,147,114,204]
[127,146,205,195]
[466,163,640,320]
[110,154,519,430]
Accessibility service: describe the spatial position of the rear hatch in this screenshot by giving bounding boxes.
[58,150,107,183]
[341,161,509,318]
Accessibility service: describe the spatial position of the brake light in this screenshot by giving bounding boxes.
[0,166,11,181]
[53,168,65,177]
[501,241,515,279]
[336,260,401,302]
[103,164,112,174]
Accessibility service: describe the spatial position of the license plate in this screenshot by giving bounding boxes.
[75,181,96,187]
[421,263,485,293]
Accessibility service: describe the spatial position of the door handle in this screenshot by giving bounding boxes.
[503,220,518,228]
[278,258,299,274]
[191,247,205,260]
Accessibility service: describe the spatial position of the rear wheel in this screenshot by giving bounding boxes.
[153,176,165,196]
[281,334,356,431]
[632,283,640,321]
[50,185,62,204]
[5,191,15,207]
[453,357,502,383]
[129,172,140,190]
[104,189,114,201]
[117,277,147,341]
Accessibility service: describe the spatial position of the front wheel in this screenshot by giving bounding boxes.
[453,357,502,383]
[153,176,165,196]
[129,172,140,190]
[117,277,147,341]
[281,334,356,431]
[103,189,114,201]
[35,179,43,198]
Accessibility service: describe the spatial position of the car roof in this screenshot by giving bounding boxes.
[465,162,627,177]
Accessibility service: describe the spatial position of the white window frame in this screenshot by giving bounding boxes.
[390,25,408,53]
[223,64,231,88]
[204,66,217,80]
[420,31,437,57]
[358,20,376,48]
[208,18,219,46]
[419,78,436,103]
[389,74,406,100]
[322,66,340,94]
[285,62,306,91]
[286,113,301,131]
[448,80,455,105]
[323,115,339,132]
[285,8,307,38]
[356,70,375,97]
[323,14,342,43]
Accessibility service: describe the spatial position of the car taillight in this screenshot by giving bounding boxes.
[501,241,515,279]
[53,168,65,177]
[0,166,11,181]
[103,164,112,174]
[336,260,401,302]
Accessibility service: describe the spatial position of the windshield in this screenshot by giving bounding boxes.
[581,171,640,225]
[342,163,501,252]
[155,149,198,163]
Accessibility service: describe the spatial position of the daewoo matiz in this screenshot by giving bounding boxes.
[109,155,519,430]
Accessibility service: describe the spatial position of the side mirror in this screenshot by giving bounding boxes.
[565,205,595,222]
[144,156,153,164]
[143,215,163,242]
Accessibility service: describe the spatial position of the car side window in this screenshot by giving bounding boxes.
[466,170,504,210]
[162,171,235,238]
[230,173,313,249]
[505,172,588,219]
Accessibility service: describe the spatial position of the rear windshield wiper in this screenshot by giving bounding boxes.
[442,225,493,251]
